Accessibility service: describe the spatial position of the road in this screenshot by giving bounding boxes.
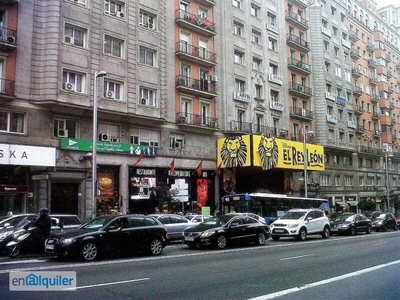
[0,231,399,300]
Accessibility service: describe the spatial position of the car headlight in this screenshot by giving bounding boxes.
[60,237,76,244]
[377,221,383,225]
[0,231,12,241]
[288,223,299,228]
[341,224,349,228]
[200,230,215,238]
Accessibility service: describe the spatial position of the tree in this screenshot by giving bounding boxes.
[358,199,376,212]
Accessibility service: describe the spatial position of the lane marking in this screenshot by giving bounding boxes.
[65,278,150,290]
[247,259,400,300]
[371,242,388,246]
[280,254,314,261]
[0,259,46,265]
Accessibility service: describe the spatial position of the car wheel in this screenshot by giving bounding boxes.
[321,226,330,239]
[271,236,280,241]
[256,232,267,245]
[81,242,98,261]
[297,228,307,241]
[382,225,387,232]
[366,226,372,234]
[149,238,163,256]
[216,234,227,249]
[350,227,356,236]
[7,244,20,258]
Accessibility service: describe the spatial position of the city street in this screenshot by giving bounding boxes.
[0,231,399,300]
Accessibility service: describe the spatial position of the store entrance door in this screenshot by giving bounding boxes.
[51,183,78,214]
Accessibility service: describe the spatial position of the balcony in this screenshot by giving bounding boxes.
[176,75,216,98]
[354,105,364,115]
[397,63,400,71]
[286,34,310,52]
[287,57,311,74]
[368,59,376,69]
[387,71,393,79]
[352,68,362,78]
[341,39,351,49]
[349,30,359,42]
[0,27,17,51]
[373,130,381,138]
[290,106,313,121]
[196,0,215,7]
[289,82,312,98]
[371,94,379,104]
[386,54,391,62]
[285,10,309,31]
[176,112,217,129]
[372,112,380,120]
[353,86,364,96]
[350,50,361,60]
[388,86,394,95]
[268,73,283,85]
[321,27,332,37]
[175,9,215,37]
[336,96,346,106]
[369,77,378,86]
[289,0,308,9]
[229,121,253,134]
[175,41,216,67]
[366,42,374,52]
[0,78,16,99]
[356,125,365,134]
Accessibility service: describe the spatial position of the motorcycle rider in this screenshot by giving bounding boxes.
[34,208,51,255]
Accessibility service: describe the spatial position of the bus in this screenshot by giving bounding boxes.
[220,192,330,224]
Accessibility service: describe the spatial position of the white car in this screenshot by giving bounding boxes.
[270,208,330,241]
[184,214,211,223]
[226,213,266,224]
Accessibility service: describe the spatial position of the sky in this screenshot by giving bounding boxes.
[376,0,398,8]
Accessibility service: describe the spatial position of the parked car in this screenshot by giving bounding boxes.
[182,214,270,250]
[330,213,372,235]
[226,212,266,224]
[0,214,82,255]
[364,211,382,221]
[0,214,38,230]
[149,214,198,241]
[396,215,400,229]
[45,214,168,261]
[270,208,330,241]
[371,212,397,231]
[184,214,211,224]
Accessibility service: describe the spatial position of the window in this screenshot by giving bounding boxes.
[335,176,341,186]
[252,57,262,71]
[200,102,210,125]
[235,79,245,92]
[130,128,160,147]
[0,110,25,134]
[233,22,243,36]
[251,3,260,18]
[64,24,85,47]
[98,123,120,142]
[320,175,330,186]
[367,176,374,186]
[104,80,123,100]
[255,85,262,99]
[62,70,85,93]
[268,37,277,51]
[53,117,77,138]
[104,35,123,58]
[170,133,185,149]
[104,0,124,17]
[252,30,261,44]
[359,176,364,186]
[344,176,353,186]
[139,9,155,29]
[232,0,242,9]
[139,46,155,66]
[234,50,244,65]
[139,86,156,107]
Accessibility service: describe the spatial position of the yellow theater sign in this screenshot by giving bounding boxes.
[217,134,324,171]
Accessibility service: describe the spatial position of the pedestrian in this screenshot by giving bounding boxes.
[34,208,52,256]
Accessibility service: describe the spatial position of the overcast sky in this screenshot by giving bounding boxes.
[376,0,398,8]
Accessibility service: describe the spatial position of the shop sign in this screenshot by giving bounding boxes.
[0,144,56,167]
[61,138,157,156]
[0,185,28,193]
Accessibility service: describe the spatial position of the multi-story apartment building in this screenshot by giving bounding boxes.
[0,0,219,220]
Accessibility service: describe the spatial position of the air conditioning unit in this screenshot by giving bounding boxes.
[209,75,218,83]
[57,129,68,138]
[117,11,124,18]
[141,98,147,105]
[7,36,15,44]
[64,36,74,44]
[99,133,111,142]
[106,90,115,98]
[64,82,75,91]
[298,85,305,92]
[303,64,310,71]
[210,121,217,128]
[180,116,187,123]
[302,109,307,116]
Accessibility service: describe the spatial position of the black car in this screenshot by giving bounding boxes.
[364,211,382,221]
[330,213,372,235]
[45,214,168,261]
[371,212,397,232]
[182,214,270,250]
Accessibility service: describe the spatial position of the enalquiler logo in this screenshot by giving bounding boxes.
[9,271,76,291]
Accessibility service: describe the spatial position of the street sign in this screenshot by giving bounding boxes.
[171,183,189,202]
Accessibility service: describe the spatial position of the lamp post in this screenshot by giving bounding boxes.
[92,70,107,219]
[303,124,314,198]
[385,152,393,213]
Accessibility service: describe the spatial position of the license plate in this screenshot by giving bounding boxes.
[185,236,194,241]
[45,244,54,250]
[274,229,284,233]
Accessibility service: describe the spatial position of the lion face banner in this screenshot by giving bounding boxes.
[257,133,279,170]
[217,135,251,168]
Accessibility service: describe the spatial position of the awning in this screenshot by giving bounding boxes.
[335,201,346,207]
[346,201,359,206]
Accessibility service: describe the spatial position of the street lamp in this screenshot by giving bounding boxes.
[92,70,107,219]
[385,152,393,213]
[303,124,314,198]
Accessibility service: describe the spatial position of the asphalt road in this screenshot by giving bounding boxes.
[0,231,399,300]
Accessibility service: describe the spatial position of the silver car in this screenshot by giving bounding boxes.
[149,214,198,241]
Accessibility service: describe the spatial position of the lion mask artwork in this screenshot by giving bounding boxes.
[220,136,248,168]
[258,133,278,170]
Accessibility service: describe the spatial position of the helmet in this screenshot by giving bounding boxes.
[39,207,49,216]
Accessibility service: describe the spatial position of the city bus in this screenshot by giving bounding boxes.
[220,192,330,224]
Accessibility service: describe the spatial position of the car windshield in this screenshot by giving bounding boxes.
[201,216,233,226]
[376,214,386,220]
[280,211,306,220]
[81,216,111,229]
[333,214,353,222]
